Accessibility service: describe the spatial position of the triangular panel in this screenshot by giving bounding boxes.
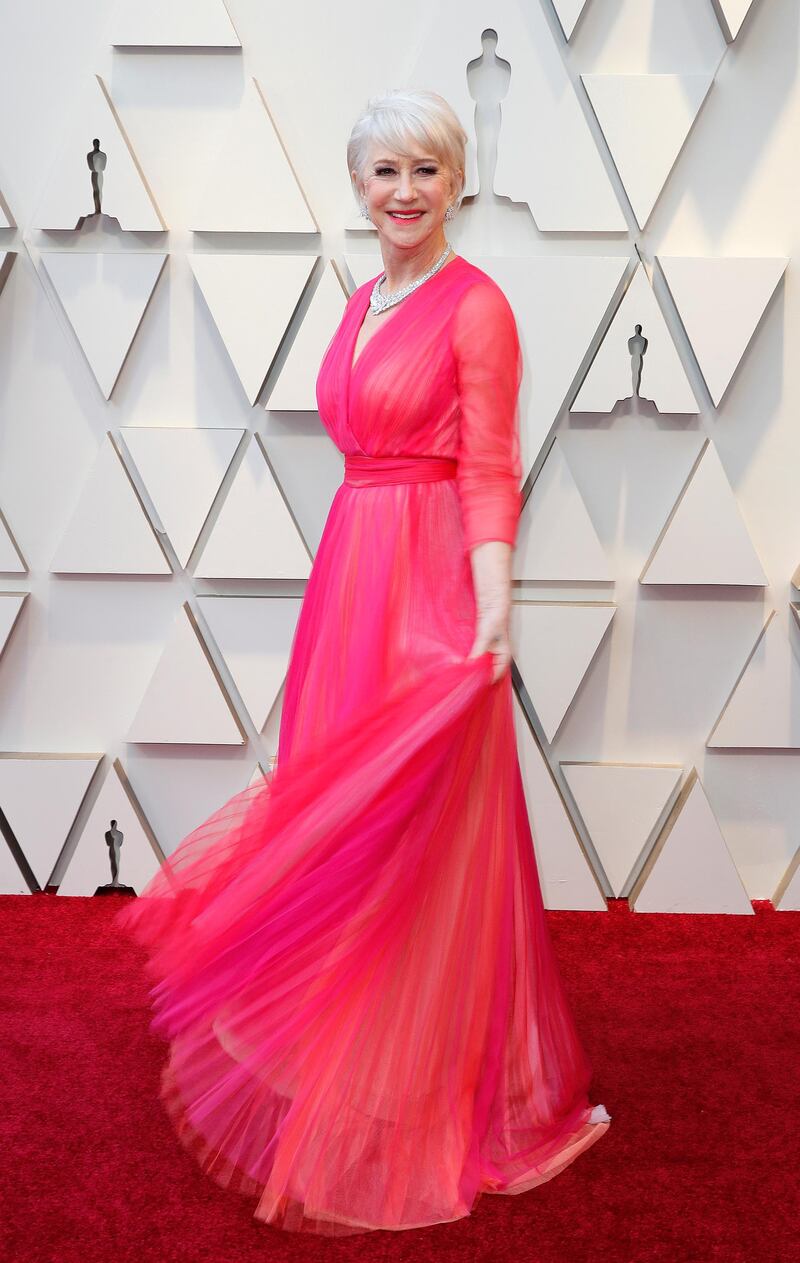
[50,434,171,575]
[120,426,243,567]
[657,255,787,407]
[127,603,246,745]
[57,758,165,895]
[582,74,713,229]
[193,434,312,580]
[189,253,316,403]
[561,761,683,896]
[0,753,102,887]
[32,74,164,230]
[630,769,753,913]
[715,0,758,41]
[514,438,612,582]
[641,439,767,586]
[571,264,700,414]
[40,250,166,398]
[707,610,800,749]
[110,0,240,47]
[266,261,349,410]
[550,0,591,39]
[191,78,317,232]
[512,602,616,742]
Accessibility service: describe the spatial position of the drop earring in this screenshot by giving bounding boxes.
[359,200,372,222]
[444,204,455,221]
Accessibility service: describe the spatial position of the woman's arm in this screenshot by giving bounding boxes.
[452,279,523,683]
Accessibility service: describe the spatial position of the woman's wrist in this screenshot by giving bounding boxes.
[469,539,512,610]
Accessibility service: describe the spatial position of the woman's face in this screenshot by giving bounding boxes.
[353,139,460,250]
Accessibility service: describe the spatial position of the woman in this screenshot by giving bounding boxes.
[115,88,611,1237]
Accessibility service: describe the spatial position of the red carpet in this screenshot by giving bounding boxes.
[1,894,797,1263]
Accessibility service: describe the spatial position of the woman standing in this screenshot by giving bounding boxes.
[116,88,611,1237]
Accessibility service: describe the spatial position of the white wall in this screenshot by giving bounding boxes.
[0,0,798,908]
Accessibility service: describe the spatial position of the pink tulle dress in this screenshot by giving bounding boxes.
[114,251,611,1236]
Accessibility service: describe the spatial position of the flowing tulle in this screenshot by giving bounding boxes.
[115,255,610,1235]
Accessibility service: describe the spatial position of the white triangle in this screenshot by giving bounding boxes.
[657,255,787,407]
[582,74,713,229]
[469,255,629,479]
[110,0,240,47]
[197,595,303,731]
[189,253,316,404]
[127,603,245,745]
[0,508,26,573]
[40,251,166,398]
[716,0,757,40]
[57,759,164,895]
[32,74,164,230]
[512,602,616,742]
[190,78,317,232]
[0,754,101,887]
[119,427,243,567]
[561,762,683,896]
[642,439,767,586]
[572,264,700,414]
[550,0,591,39]
[0,593,27,659]
[512,692,606,911]
[266,262,349,410]
[194,435,312,580]
[50,434,171,575]
[513,438,612,582]
[632,771,753,913]
[707,610,800,749]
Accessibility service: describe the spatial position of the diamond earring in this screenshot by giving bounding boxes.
[444,204,455,222]
[359,200,372,222]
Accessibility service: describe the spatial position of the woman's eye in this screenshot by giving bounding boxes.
[374,166,438,176]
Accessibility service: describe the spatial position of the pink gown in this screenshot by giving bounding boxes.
[114,252,611,1236]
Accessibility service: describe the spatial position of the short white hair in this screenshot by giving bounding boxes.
[347,88,468,215]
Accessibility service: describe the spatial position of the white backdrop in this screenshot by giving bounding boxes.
[0,0,798,911]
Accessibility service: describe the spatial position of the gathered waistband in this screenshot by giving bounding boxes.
[343,453,458,487]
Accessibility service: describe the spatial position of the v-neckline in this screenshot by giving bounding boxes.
[348,253,463,379]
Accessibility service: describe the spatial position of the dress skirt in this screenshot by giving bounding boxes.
[114,449,611,1236]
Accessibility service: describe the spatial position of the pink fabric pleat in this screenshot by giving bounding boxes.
[115,254,610,1236]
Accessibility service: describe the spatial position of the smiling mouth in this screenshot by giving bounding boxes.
[388,211,424,220]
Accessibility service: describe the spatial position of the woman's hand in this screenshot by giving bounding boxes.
[466,540,514,684]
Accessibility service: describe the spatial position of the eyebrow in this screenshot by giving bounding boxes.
[372,156,440,165]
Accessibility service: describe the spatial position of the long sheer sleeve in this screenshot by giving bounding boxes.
[451,278,524,554]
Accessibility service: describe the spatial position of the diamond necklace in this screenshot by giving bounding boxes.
[369,242,453,314]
